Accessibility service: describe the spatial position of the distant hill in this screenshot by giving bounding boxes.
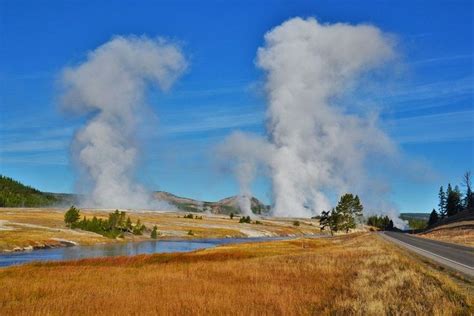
[400,213,430,221]
[0,175,60,207]
[400,213,429,230]
[154,191,270,215]
[0,175,269,214]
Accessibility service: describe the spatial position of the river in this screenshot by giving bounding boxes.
[0,237,289,267]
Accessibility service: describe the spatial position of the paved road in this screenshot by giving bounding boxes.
[380,231,474,277]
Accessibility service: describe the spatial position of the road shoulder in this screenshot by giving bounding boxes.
[379,232,474,279]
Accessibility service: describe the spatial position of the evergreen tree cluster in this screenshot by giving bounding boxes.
[183,213,203,220]
[431,171,473,227]
[64,207,148,238]
[320,193,363,234]
[239,216,252,223]
[0,175,59,207]
[366,215,394,230]
[237,216,263,225]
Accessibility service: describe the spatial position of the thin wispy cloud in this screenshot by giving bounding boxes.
[0,139,68,153]
[165,79,255,99]
[410,54,473,65]
[161,110,263,135]
[0,123,72,165]
[388,77,472,102]
[379,76,473,114]
[0,152,68,165]
[387,110,474,144]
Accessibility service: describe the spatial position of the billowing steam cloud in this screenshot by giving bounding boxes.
[220,17,401,220]
[217,132,274,215]
[61,36,187,209]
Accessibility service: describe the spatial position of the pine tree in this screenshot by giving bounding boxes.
[383,216,390,230]
[462,171,474,209]
[64,206,81,227]
[133,219,145,235]
[428,208,439,226]
[335,193,363,233]
[438,186,446,218]
[126,217,132,230]
[447,183,453,196]
[150,225,158,239]
[454,185,463,213]
[319,210,330,231]
[387,220,394,230]
[446,183,461,217]
[320,209,341,235]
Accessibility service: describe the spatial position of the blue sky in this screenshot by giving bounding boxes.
[0,0,473,213]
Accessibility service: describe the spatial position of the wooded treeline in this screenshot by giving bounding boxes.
[428,171,473,226]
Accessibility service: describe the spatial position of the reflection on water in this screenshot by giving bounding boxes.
[0,237,288,267]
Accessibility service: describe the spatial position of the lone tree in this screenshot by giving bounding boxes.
[335,194,363,233]
[150,226,158,239]
[320,194,363,234]
[428,208,439,226]
[64,205,80,227]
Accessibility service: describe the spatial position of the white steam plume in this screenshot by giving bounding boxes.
[220,17,402,222]
[217,132,274,216]
[61,35,187,209]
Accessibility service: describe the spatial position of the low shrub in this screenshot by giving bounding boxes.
[239,216,251,224]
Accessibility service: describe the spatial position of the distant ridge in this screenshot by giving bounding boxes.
[400,213,430,221]
[153,191,270,215]
[0,175,269,214]
[0,175,60,207]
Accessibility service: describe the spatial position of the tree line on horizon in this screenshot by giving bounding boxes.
[428,171,473,227]
[0,175,59,207]
[366,215,395,231]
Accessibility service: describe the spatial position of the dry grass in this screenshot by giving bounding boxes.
[0,233,472,315]
[0,208,322,252]
[419,221,474,247]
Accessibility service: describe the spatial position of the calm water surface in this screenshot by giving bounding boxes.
[0,237,289,267]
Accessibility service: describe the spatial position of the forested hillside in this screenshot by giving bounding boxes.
[0,175,59,207]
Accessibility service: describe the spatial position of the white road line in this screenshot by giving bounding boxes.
[382,232,474,271]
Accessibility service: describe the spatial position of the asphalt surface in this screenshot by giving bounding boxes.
[381,231,474,277]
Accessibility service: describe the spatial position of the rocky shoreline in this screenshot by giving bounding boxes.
[2,238,78,253]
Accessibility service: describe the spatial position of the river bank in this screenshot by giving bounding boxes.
[0,236,295,267]
[0,207,323,252]
[1,233,471,314]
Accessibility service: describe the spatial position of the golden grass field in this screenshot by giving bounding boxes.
[419,220,474,247]
[0,208,322,252]
[0,233,472,315]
